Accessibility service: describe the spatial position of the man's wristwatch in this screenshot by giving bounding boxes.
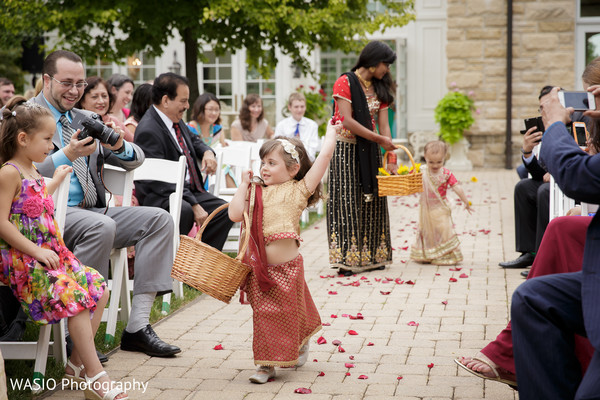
[113,143,126,155]
[521,148,532,155]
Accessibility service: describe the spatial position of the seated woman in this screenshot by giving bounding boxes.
[230,94,274,142]
[124,83,153,138]
[456,215,594,388]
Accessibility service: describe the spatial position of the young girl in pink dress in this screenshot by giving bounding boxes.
[410,140,472,265]
[228,120,340,383]
[0,97,127,400]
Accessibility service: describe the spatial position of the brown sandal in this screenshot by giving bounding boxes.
[454,357,517,390]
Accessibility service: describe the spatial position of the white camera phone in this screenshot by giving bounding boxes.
[558,91,596,111]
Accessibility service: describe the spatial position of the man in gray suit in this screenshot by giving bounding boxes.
[32,50,180,358]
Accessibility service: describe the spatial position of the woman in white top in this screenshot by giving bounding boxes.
[230,93,274,142]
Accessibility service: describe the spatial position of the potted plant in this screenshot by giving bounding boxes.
[434,84,476,170]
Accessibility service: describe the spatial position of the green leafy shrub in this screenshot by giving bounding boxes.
[434,88,476,145]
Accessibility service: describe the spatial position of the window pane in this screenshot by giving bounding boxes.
[220,53,232,63]
[204,51,216,64]
[143,67,156,82]
[218,82,232,97]
[581,0,600,17]
[246,82,260,94]
[262,98,276,125]
[219,66,232,80]
[203,67,216,81]
[586,32,600,65]
[204,83,217,95]
[263,82,275,96]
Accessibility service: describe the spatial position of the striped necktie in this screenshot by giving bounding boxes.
[59,115,98,207]
[173,123,203,191]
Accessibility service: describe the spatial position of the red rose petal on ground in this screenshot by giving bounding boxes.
[294,387,312,394]
[348,330,358,335]
[449,277,457,282]
[317,371,325,377]
[405,280,415,285]
[349,355,354,360]
[401,246,409,250]
[332,339,342,346]
[407,321,419,326]
[397,376,403,380]
[395,278,404,284]
[341,313,349,317]
[367,342,374,346]
[331,314,338,318]
[358,375,368,379]
[360,276,368,280]
[345,372,351,376]
[322,322,331,326]
[380,291,391,295]
[213,344,223,350]
[313,359,318,362]
[328,291,338,295]
[435,273,441,276]
[459,273,469,278]
[427,363,434,369]
[317,336,327,345]
[338,346,346,353]
[441,300,448,305]
[449,267,462,271]
[374,278,382,282]
[345,363,355,368]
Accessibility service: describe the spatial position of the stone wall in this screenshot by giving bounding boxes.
[446,0,575,168]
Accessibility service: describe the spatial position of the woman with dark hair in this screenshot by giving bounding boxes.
[230,93,274,142]
[187,92,226,147]
[75,76,131,141]
[106,73,135,124]
[124,83,153,137]
[327,40,398,276]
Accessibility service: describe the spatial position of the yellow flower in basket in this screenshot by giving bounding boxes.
[378,167,390,176]
[396,165,410,175]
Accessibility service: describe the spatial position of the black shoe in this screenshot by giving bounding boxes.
[520,270,530,278]
[65,335,108,364]
[499,253,535,269]
[120,324,181,357]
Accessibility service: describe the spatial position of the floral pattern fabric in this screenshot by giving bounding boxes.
[0,164,105,325]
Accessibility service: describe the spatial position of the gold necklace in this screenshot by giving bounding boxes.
[356,72,372,89]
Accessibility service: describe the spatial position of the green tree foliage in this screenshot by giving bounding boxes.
[0,0,415,106]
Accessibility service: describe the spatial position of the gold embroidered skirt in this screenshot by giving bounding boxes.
[246,254,322,367]
[327,139,393,273]
[410,203,463,265]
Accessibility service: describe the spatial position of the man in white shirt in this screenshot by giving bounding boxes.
[275,92,321,161]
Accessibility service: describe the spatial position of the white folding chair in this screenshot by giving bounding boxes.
[100,165,134,344]
[549,175,576,221]
[0,173,71,391]
[213,147,252,253]
[133,156,186,314]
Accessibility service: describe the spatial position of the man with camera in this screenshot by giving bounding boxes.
[499,86,553,270]
[31,50,181,358]
[511,84,600,400]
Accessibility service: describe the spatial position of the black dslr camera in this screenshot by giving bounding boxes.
[72,113,120,146]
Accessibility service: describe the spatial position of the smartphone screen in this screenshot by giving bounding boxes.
[562,92,591,110]
[573,123,588,146]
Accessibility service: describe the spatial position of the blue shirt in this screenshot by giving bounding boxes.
[43,95,134,206]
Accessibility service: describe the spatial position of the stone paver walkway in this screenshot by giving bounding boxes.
[47,169,523,400]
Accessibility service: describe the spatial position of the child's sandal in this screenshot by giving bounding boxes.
[63,359,85,385]
[84,370,128,400]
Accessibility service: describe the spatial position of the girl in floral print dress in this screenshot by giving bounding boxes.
[410,140,472,265]
[0,97,127,399]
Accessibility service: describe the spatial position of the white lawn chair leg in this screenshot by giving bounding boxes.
[50,320,66,367]
[104,249,127,344]
[32,325,52,392]
[161,293,171,315]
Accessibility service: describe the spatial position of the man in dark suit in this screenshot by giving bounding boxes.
[511,85,600,399]
[134,73,233,249]
[499,86,553,269]
[32,50,180,358]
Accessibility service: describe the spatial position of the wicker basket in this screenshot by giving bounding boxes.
[171,203,251,303]
[377,144,423,197]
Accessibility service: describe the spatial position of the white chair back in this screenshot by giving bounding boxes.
[133,156,187,313]
[549,175,576,220]
[213,146,252,202]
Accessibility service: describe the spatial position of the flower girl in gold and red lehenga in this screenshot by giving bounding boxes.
[229,119,341,384]
[410,140,472,266]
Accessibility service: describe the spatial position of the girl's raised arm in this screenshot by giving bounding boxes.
[303,120,341,193]
[228,170,252,222]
